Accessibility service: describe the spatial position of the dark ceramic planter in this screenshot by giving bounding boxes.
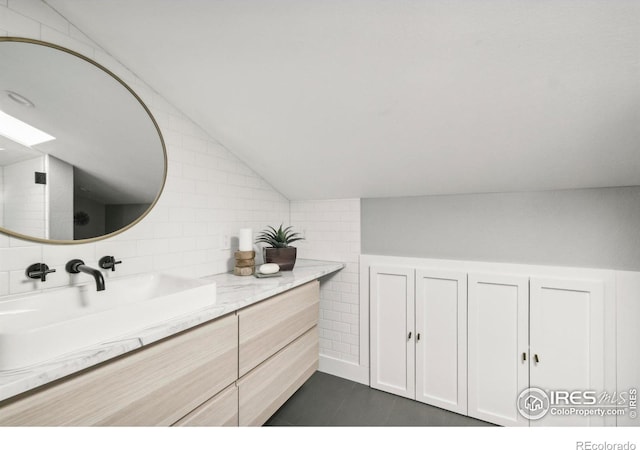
[263,247,297,271]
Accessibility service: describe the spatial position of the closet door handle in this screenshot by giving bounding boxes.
[522,352,527,362]
[534,354,540,363]
[407,332,412,340]
[416,333,421,342]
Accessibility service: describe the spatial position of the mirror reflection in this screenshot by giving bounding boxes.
[0,38,166,242]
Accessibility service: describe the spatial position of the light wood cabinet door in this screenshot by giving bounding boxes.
[415,269,467,415]
[238,281,319,377]
[530,277,605,427]
[369,265,415,399]
[173,384,238,427]
[468,273,529,427]
[0,313,238,426]
[237,326,318,426]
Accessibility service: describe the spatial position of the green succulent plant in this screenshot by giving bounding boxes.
[255,224,304,248]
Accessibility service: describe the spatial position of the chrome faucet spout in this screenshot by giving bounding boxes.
[66,259,105,291]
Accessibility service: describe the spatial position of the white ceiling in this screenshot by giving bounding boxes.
[46,0,640,200]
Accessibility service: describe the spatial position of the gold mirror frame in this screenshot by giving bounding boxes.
[0,37,167,245]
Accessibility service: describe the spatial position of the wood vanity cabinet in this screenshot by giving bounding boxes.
[237,280,320,426]
[177,279,320,427]
[174,384,239,427]
[238,280,319,377]
[0,280,320,427]
[0,313,238,426]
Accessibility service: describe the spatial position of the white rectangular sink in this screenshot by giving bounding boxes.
[0,273,217,371]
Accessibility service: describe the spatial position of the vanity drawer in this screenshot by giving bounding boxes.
[238,280,319,376]
[0,313,238,426]
[173,384,238,427]
[237,326,318,426]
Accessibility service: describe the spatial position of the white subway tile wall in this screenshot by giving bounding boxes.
[0,0,289,296]
[291,199,361,364]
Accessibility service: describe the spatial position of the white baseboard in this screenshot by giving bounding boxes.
[318,354,369,385]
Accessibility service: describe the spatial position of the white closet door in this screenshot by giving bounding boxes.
[369,265,415,399]
[415,269,467,414]
[468,273,529,427]
[529,277,605,427]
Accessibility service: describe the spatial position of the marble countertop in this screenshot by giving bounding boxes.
[0,259,344,403]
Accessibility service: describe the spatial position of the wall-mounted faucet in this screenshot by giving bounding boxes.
[99,256,122,272]
[25,263,56,282]
[66,259,105,291]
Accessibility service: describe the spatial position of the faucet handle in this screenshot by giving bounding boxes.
[99,256,122,271]
[26,263,56,282]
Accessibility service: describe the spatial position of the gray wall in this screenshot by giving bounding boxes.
[74,195,105,240]
[105,203,149,234]
[361,186,640,271]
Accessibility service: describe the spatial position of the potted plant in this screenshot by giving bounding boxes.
[255,224,304,271]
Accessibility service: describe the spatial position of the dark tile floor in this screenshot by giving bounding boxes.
[265,371,494,426]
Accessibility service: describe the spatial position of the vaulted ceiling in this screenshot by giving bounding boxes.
[46,0,640,200]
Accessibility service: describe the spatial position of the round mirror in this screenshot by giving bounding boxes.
[0,38,166,243]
